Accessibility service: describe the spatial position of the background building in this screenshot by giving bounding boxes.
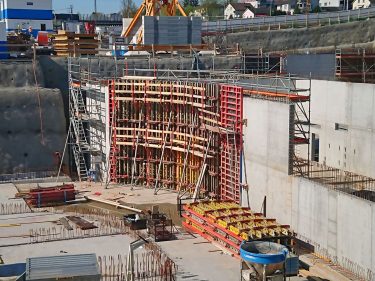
[0,0,53,36]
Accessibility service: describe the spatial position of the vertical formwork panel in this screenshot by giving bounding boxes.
[220,84,243,203]
[109,79,118,183]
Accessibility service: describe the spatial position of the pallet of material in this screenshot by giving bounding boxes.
[53,30,98,57]
[54,43,99,49]
[182,200,293,256]
[55,50,99,57]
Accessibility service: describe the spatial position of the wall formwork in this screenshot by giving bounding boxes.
[106,77,243,201]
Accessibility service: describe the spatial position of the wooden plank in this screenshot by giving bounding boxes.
[116,142,213,158]
[115,97,206,108]
[115,128,209,142]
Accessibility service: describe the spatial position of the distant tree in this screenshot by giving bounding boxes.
[183,5,196,15]
[184,0,199,7]
[293,5,301,14]
[200,0,225,19]
[121,0,138,18]
[312,5,321,12]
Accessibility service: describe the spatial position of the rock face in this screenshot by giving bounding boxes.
[0,61,66,174]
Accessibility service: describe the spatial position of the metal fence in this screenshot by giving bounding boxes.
[202,6,375,34]
[79,13,123,23]
[0,170,61,183]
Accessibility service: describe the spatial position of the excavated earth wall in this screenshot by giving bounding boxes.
[206,18,375,53]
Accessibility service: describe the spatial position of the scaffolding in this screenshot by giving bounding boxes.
[242,51,286,75]
[68,59,90,181]
[336,48,375,83]
[67,57,311,201]
[68,57,118,182]
[240,75,311,177]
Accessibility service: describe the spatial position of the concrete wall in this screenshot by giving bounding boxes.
[297,79,375,178]
[242,97,293,223]
[0,61,66,174]
[292,177,375,277]
[86,85,110,182]
[0,21,7,59]
[242,94,375,279]
[0,87,66,173]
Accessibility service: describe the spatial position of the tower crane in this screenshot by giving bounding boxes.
[121,0,187,45]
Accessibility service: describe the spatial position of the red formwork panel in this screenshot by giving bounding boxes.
[27,184,76,207]
[220,85,243,134]
[220,85,243,204]
[108,80,118,183]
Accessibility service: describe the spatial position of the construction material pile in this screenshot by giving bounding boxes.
[53,30,98,57]
[183,200,293,256]
[26,184,76,207]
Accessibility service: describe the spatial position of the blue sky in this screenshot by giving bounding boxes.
[52,0,141,14]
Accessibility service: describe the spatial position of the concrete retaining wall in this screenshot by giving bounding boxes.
[242,95,375,279]
[0,61,65,174]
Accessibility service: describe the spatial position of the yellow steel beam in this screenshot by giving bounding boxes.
[123,3,146,38]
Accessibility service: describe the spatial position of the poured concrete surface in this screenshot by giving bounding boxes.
[159,234,239,280]
[74,182,179,205]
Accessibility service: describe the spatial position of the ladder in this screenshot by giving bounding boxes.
[72,142,88,181]
[225,126,240,202]
[68,58,89,181]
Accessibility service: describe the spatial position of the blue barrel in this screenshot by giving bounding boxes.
[240,241,288,265]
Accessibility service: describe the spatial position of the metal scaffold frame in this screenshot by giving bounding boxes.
[240,75,311,177]
[336,48,375,83]
[68,57,120,182]
[68,56,312,203]
[68,58,90,181]
[242,51,286,75]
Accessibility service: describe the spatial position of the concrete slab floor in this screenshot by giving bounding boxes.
[1,234,135,264]
[74,182,180,205]
[0,183,28,208]
[156,232,240,281]
[0,212,65,247]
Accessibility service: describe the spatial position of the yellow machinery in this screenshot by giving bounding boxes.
[122,0,187,45]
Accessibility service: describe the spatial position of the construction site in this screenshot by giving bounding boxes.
[0,0,375,281]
